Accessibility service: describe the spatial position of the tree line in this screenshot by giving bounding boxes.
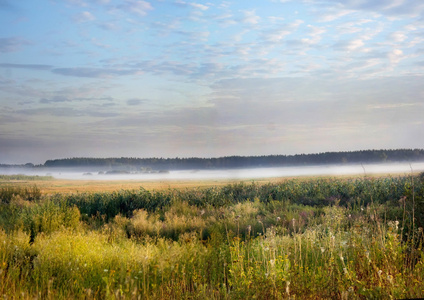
[40,149,424,170]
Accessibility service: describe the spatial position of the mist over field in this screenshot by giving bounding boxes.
[1,162,424,181]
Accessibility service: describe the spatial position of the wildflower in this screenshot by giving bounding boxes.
[348,286,354,293]
[320,247,325,253]
[104,269,108,273]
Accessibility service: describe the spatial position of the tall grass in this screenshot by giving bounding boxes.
[0,175,423,298]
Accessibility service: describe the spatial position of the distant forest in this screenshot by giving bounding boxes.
[34,149,424,170]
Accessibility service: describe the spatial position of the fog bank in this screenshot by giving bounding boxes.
[1,162,424,181]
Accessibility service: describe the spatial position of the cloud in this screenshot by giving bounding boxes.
[52,67,141,78]
[0,63,52,70]
[389,31,407,43]
[387,49,404,65]
[116,0,153,16]
[323,0,424,17]
[316,7,353,22]
[333,39,365,52]
[39,96,69,104]
[15,106,120,118]
[174,1,209,11]
[260,20,304,43]
[126,98,147,106]
[98,22,118,31]
[38,93,114,104]
[73,11,95,23]
[241,10,260,25]
[0,37,29,53]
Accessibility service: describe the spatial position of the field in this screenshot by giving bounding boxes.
[1,173,424,299]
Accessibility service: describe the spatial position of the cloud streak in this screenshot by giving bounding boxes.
[0,37,29,53]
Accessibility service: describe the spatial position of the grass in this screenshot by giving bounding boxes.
[0,174,54,181]
[0,174,423,299]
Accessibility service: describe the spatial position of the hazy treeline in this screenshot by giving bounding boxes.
[39,149,424,170]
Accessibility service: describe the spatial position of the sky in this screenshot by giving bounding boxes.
[1,0,424,164]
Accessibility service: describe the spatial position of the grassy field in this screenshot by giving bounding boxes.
[0,172,409,194]
[0,174,326,194]
[1,173,424,299]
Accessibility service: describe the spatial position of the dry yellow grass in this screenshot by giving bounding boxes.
[0,178,279,194]
[0,172,408,195]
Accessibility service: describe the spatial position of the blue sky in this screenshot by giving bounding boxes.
[1,0,424,164]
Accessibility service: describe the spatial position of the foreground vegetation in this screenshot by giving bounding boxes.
[0,174,424,299]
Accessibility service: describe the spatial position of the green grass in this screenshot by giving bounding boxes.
[0,175,423,299]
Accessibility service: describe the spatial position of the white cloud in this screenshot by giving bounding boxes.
[389,31,407,43]
[323,0,424,17]
[116,0,153,16]
[241,10,260,25]
[334,39,364,52]
[316,8,353,22]
[388,49,404,65]
[73,11,95,23]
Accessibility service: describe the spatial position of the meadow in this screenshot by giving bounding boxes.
[0,174,423,299]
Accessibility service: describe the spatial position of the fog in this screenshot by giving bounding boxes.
[2,162,424,181]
